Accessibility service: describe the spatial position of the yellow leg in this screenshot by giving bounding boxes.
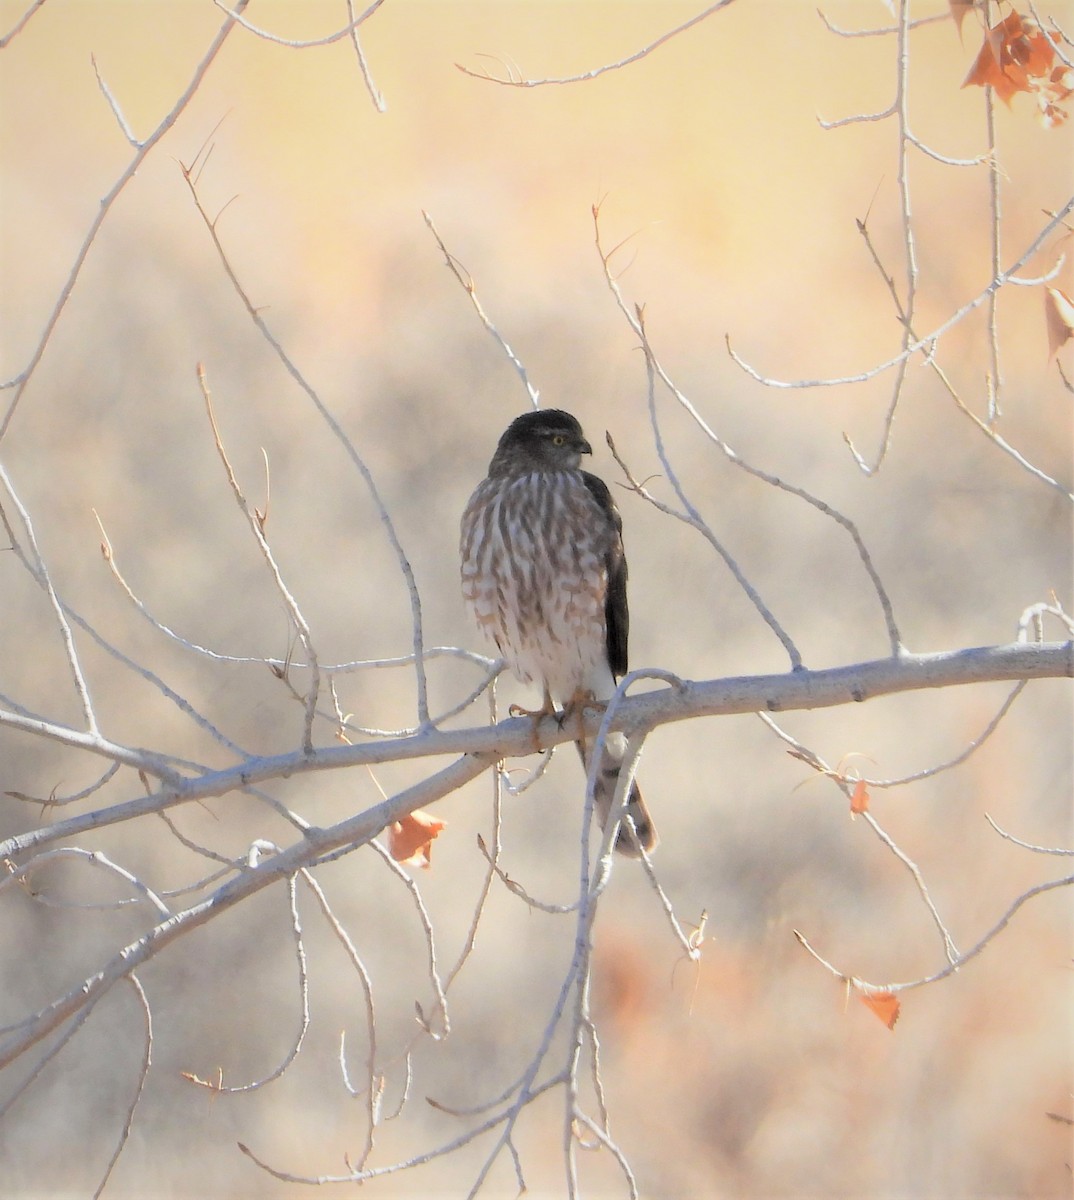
[508,686,557,722]
[509,688,557,752]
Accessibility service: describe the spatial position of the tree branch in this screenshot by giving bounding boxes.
[0,752,497,1070]
[2,640,1069,863]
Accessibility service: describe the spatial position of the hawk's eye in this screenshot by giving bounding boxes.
[551,434,566,446]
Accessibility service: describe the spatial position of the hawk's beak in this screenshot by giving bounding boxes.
[579,438,593,456]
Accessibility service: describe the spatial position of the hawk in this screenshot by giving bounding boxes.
[460,409,657,856]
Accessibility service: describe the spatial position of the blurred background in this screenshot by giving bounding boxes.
[1,1,1072,1196]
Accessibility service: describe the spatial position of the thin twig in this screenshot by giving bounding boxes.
[305,874,378,1166]
[197,364,322,752]
[0,502,247,765]
[759,681,1026,791]
[180,164,431,727]
[726,195,1074,393]
[182,871,310,1093]
[984,814,1074,856]
[794,869,1074,993]
[211,0,386,50]
[3,761,120,808]
[345,0,387,111]
[91,54,140,147]
[756,712,959,963]
[369,839,450,1038]
[92,974,152,1199]
[1,848,171,917]
[423,211,540,408]
[0,989,105,1119]
[239,1074,565,1185]
[0,0,251,440]
[0,0,48,48]
[817,8,948,37]
[456,0,738,87]
[594,219,903,655]
[0,462,99,734]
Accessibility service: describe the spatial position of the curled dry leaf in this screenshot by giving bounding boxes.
[390,809,447,869]
[850,778,870,815]
[1044,287,1074,358]
[860,990,901,1030]
[962,10,1073,125]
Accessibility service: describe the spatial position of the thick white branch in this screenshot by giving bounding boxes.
[1,641,1069,863]
[0,752,497,1070]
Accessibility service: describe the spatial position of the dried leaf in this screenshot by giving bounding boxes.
[1045,288,1074,357]
[390,809,446,869]
[963,15,1026,102]
[850,778,870,815]
[861,990,901,1030]
[962,11,1062,123]
[1007,15,1053,76]
[1039,64,1074,127]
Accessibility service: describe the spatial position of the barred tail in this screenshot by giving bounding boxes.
[577,736,658,857]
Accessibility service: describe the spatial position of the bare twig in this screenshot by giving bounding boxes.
[197,364,322,752]
[0,0,47,48]
[726,195,1074,391]
[91,53,140,147]
[760,681,1026,791]
[0,752,497,1070]
[456,0,738,87]
[1,847,171,917]
[984,814,1074,856]
[794,869,1074,993]
[182,870,311,1093]
[757,713,959,963]
[4,762,120,809]
[594,211,904,656]
[368,839,450,1038]
[304,874,379,1166]
[345,0,387,110]
[0,0,251,440]
[239,1073,565,1185]
[180,162,431,727]
[0,462,98,734]
[92,974,152,1200]
[423,211,540,408]
[211,0,385,50]
[817,8,948,37]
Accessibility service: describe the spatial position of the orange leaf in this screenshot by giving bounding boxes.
[962,11,1056,106]
[1045,288,1074,358]
[1008,18,1053,78]
[389,809,446,869]
[849,778,870,814]
[1040,65,1074,127]
[861,990,901,1030]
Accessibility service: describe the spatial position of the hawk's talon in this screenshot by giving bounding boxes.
[509,693,557,753]
[558,688,601,747]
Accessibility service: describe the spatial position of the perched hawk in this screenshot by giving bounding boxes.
[460,409,657,856]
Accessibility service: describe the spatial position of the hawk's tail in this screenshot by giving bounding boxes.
[576,735,658,857]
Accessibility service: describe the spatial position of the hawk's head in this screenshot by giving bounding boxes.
[487,409,594,477]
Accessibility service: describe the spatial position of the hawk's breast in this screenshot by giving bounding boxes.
[460,470,612,701]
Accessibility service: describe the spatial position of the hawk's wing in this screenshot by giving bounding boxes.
[581,471,628,679]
